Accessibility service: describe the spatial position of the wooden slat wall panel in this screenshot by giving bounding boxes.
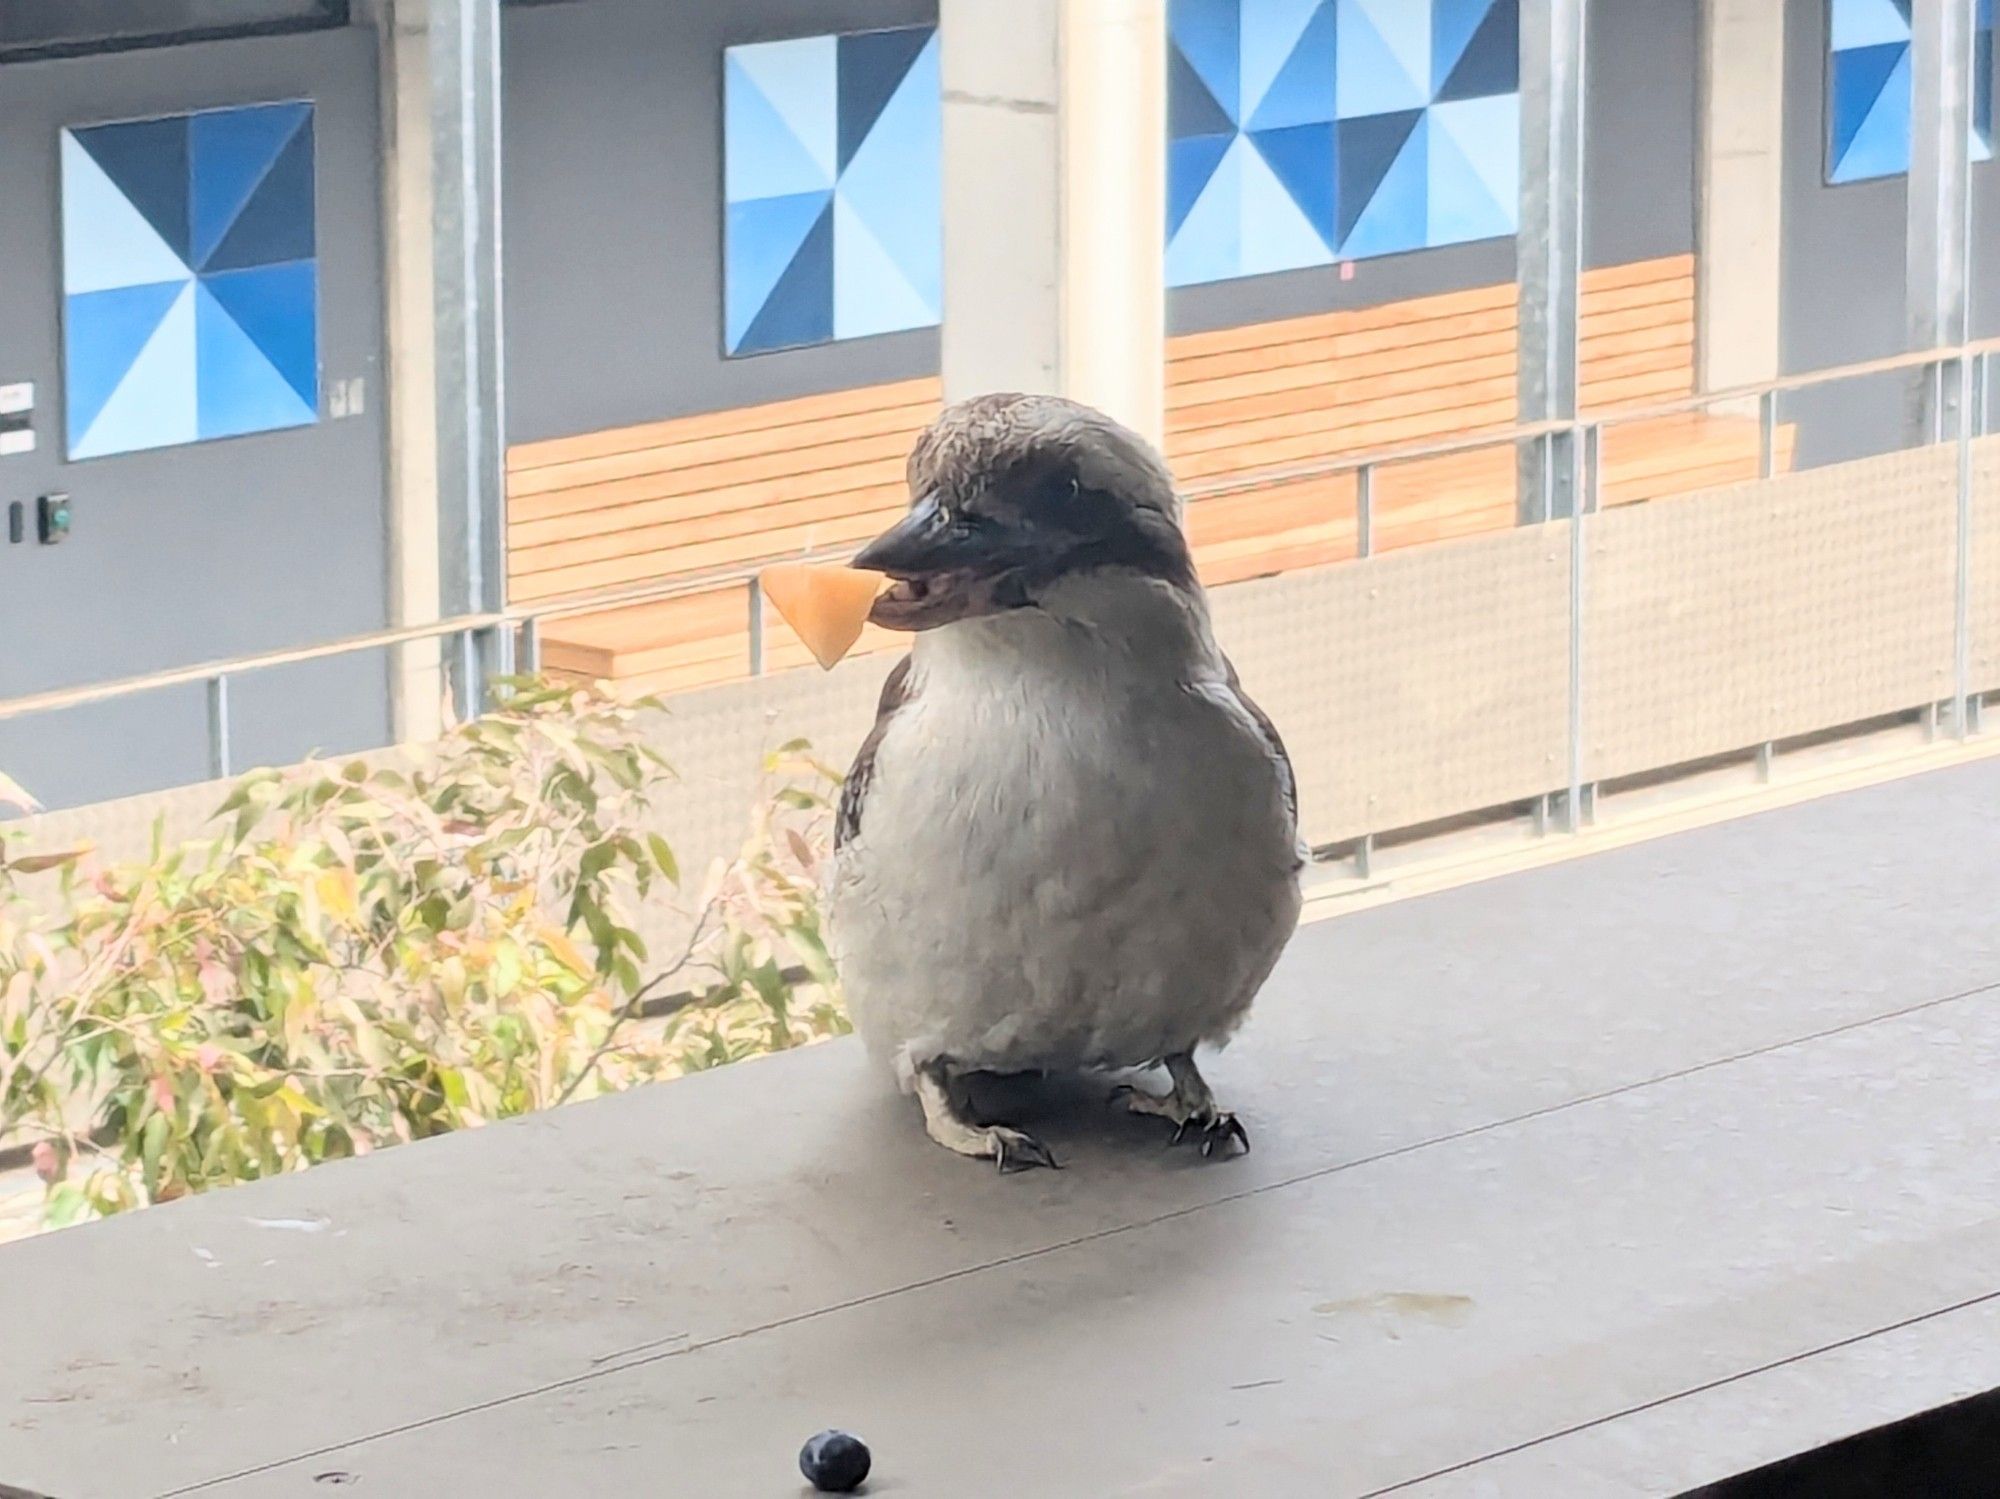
[510,256,1695,605]
[518,254,1786,697]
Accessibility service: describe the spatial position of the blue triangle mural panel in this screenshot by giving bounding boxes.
[189,101,309,267]
[738,200,837,355]
[76,116,192,263]
[836,37,942,317]
[1829,41,1906,178]
[1247,1,1338,131]
[724,28,940,355]
[203,115,316,273]
[1436,1,1517,101]
[1825,0,1994,182]
[1172,0,1243,123]
[203,261,320,410]
[1166,0,1521,284]
[1336,108,1423,245]
[61,100,318,459]
[1431,0,1495,91]
[726,191,835,352]
[1171,45,1238,140]
[724,56,835,204]
[64,280,189,450]
[1169,131,1236,239]
[195,281,318,440]
[1339,114,1429,258]
[837,26,933,171]
[1251,123,1339,250]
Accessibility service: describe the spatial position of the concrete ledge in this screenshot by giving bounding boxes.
[4,761,1999,1496]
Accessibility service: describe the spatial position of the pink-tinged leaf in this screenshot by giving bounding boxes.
[784,829,815,870]
[149,1074,174,1115]
[30,1141,59,1184]
[197,959,233,1006]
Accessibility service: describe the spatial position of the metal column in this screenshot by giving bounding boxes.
[1907,0,1974,443]
[1908,0,1977,733]
[1517,0,1586,524]
[431,0,509,720]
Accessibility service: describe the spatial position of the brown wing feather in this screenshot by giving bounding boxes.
[836,654,915,851]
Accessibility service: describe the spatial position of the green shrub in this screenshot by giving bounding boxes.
[0,679,845,1228]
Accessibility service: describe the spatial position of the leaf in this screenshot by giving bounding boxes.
[140,1112,170,1191]
[315,867,360,926]
[647,834,680,887]
[491,941,523,998]
[6,845,90,875]
[539,925,593,979]
[44,1181,92,1229]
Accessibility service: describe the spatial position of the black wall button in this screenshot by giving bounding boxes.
[6,500,21,544]
[36,493,69,544]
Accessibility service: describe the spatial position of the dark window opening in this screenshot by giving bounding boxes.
[0,1,350,63]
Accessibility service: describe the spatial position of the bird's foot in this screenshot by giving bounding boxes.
[1171,1108,1250,1158]
[986,1125,1061,1173]
[1110,1051,1249,1159]
[916,1064,1061,1172]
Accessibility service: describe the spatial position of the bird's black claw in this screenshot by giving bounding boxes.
[993,1127,1060,1173]
[1177,1110,1249,1159]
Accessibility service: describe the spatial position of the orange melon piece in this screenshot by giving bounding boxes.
[760,564,890,670]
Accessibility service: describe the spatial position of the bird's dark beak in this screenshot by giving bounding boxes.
[858,492,1022,631]
[853,492,967,576]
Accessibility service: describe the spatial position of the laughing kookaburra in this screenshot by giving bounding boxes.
[827,394,1305,1171]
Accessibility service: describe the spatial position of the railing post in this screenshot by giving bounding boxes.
[519,613,542,676]
[1757,387,1778,479]
[432,0,508,722]
[1955,351,1974,737]
[1565,423,1586,832]
[1355,463,1374,559]
[206,675,231,782]
[747,576,765,677]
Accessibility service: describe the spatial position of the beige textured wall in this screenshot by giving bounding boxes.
[1584,444,1961,781]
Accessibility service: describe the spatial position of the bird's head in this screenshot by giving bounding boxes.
[858,393,1196,632]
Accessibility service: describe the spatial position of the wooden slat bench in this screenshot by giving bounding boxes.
[511,253,1793,697]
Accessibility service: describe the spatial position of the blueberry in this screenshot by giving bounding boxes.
[799,1428,872,1492]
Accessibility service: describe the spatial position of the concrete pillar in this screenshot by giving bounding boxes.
[938,0,1166,449]
[1696,0,1786,398]
[374,0,445,743]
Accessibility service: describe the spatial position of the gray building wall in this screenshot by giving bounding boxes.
[1780,0,2000,468]
[503,0,1698,432]
[0,24,391,814]
[500,0,940,444]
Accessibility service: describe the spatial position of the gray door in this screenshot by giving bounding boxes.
[0,21,391,814]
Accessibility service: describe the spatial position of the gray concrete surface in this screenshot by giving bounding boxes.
[4,760,2000,1497]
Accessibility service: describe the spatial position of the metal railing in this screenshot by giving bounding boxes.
[1,338,1996,799]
